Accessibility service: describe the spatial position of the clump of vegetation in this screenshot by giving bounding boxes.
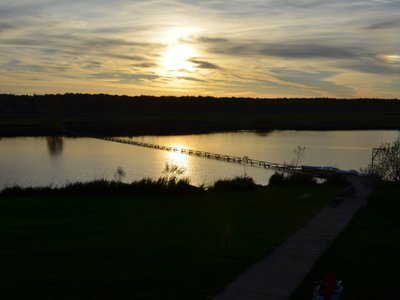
[325,172,349,187]
[113,166,126,182]
[290,172,317,185]
[0,163,197,197]
[269,172,316,186]
[0,178,200,197]
[1,185,56,197]
[156,163,191,189]
[209,176,258,191]
[268,172,286,186]
[291,145,306,171]
[269,145,316,186]
[364,137,400,182]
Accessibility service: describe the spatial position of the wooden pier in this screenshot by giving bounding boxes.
[101,137,298,172]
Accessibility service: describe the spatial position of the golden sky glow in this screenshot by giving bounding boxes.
[0,1,399,98]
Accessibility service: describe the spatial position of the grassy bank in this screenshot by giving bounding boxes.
[290,182,400,300]
[0,183,337,299]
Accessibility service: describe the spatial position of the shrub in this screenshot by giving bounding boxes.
[269,172,316,186]
[268,172,286,186]
[157,163,191,188]
[210,176,258,191]
[113,166,126,182]
[368,138,400,182]
[325,173,349,187]
[289,172,316,185]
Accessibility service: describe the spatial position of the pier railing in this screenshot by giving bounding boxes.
[101,136,299,172]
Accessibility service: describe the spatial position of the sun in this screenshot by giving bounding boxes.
[161,43,197,75]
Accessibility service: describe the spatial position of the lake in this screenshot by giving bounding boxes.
[1,130,399,190]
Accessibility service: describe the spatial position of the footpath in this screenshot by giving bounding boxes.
[215,176,372,300]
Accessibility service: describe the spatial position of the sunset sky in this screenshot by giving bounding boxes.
[1,0,399,98]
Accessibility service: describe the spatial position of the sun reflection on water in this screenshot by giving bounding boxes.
[165,144,190,170]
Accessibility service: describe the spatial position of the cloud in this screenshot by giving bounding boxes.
[285,0,326,9]
[258,44,358,59]
[340,59,400,75]
[223,79,321,98]
[271,68,354,97]
[198,36,359,60]
[0,33,157,66]
[365,19,400,29]
[189,59,221,69]
[88,72,159,83]
[370,0,395,4]
[1,59,46,73]
[197,37,229,44]
[107,53,145,62]
[176,76,207,82]
[0,22,14,32]
[384,79,400,91]
[133,62,158,68]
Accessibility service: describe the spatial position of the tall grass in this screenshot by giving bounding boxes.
[1,177,262,197]
[0,178,200,197]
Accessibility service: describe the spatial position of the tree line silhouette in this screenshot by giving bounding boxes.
[1,94,400,135]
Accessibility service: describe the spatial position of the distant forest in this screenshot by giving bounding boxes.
[1,94,400,136]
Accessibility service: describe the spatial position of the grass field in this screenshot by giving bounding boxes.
[0,185,337,299]
[290,182,400,300]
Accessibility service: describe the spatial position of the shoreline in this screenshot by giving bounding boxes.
[2,117,400,137]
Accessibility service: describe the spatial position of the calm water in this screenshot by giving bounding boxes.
[1,130,399,190]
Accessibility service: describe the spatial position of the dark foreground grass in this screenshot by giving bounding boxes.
[0,185,336,299]
[290,182,400,300]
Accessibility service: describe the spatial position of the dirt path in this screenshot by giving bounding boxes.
[214,176,372,300]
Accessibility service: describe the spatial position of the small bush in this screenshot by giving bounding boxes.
[325,173,349,187]
[289,172,316,185]
[114,166,126,182]
[269,172,286,186]
[269,172,316,186]
[368,137,400,182]
[210,176,258,191]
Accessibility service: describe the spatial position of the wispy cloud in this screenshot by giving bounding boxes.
[271,68,354,97]
[0,22,14,32]
[189,59,221,69]
[1,59,47,73]
[365,19,400,29]
[197,37,360,60]
[176,76,207,82]
[88,72,160,84]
